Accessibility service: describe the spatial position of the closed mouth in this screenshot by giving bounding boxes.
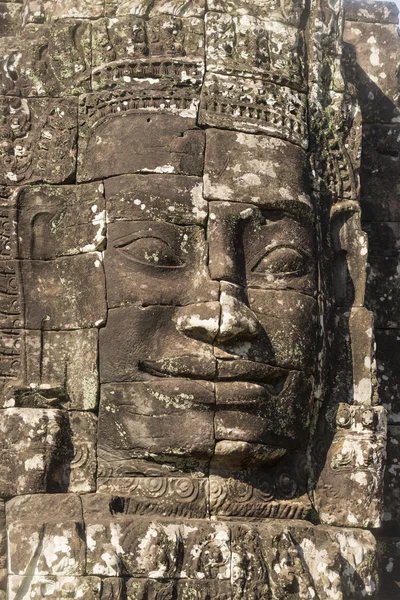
[139,355,288,394]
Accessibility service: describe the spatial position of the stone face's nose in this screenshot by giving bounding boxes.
[174,284,261,346]
[207,202,256,286]
[216,282,260,343]
[174,302,220,343]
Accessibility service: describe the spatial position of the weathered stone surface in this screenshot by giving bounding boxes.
[204,129,311,207]
[81,517,379,598]
[360,124,400,222]
[6,492,82,521]
[334,528,379,598]
[22,0,103,23]
[8,576,101,600]
[0,329,24,406]
[246,289,318,371]
[377,537,400,599]
[68,411,97,493]
[376,329,400,422]
[207,202,316,293]
[0,261,23,327]
[345,0,399,23]
[348,307,375,404]
[316,403,387,528]
[97,381,214,478]
[87,479,209,519]
[199,73,308,148]
[91,15,204,92]
[364,221,400,257]
[0,3,21,36]
[0,408,71,496]
[105,0,206,18]
[330,206,368,308]
[78,109,204,182]
[383,425,400,527]
[6,494,84,573]
[104,221,218,308]
[214,373,314,451]
[366,256,400,328]
[209,452,311,519]
[0,502,5,600]
[84,516,231,578]
[0,200,18,260]
[8,520,85,576]
[0,0,392,595]
[105,174,207,225]
[124,579,232,600]
[22,329,99,410]
[0,97,78,186]
[205,11,305,89]
[0,328,99,411]
[100,305,216,383]
[207,0,305,27]
[17,183,106,259]
[343,21,400,123]
[0,20,91,97]
[21,254,107,330]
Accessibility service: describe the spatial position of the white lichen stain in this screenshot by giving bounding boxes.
[279,187,294,200]
[367,36,380,67]
[238,173,261,187]
[204,174,233,200]
[24,455,44,471]
[190,183,207,221]
[353,377,372,404]
[42,534,74,574]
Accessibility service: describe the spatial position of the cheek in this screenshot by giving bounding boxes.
[99,305,216,383]
[248,289,318,372]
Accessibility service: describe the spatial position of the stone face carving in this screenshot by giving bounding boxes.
[0,0,395,597]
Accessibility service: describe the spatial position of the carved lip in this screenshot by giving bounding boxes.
[140,356,288,392]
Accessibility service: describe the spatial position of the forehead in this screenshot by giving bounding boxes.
[79,112,313,222]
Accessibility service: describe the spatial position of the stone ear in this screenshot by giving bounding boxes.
[330,201,368,308]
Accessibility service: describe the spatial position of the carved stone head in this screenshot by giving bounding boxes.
[0,0,383,529]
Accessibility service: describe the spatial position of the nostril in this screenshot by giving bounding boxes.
[217,326,258,344]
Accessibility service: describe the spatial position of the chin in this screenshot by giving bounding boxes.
[212,440,288,469]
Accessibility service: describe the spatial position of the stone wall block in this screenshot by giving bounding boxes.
[21,254,107,330]
[376,537,400,599]
[316,403,387,528]
[8,576,101,600]
[345,0,399,24]
[0,20,92,97]
[375,329,400,422]
[343,21,400,123]
[0,97,78,187]
[6,494,86,578]
[360,124,400,222]
[0,408,72,496]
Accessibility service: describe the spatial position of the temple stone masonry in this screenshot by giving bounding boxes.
[0,0,399,598]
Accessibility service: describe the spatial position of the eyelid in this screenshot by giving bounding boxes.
[113,232,186,269]
[113,232,164,249]
[250,243,310,273]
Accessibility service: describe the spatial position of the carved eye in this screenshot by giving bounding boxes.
[115,236,184,268]
[252,246,308,276]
